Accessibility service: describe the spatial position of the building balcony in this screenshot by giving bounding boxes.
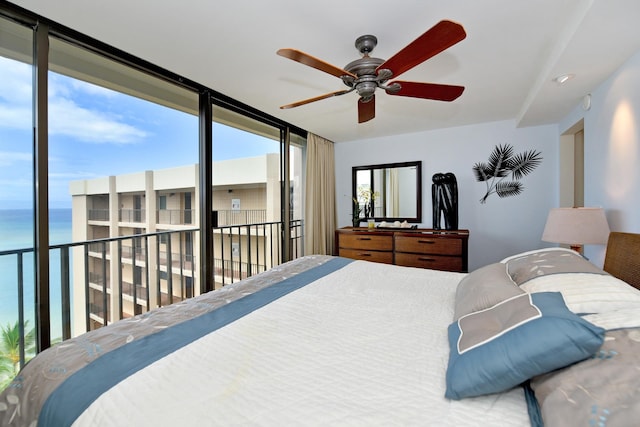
[216,209,267,226]
[119,209,146,223]
[88,209,110,222]
[121,244,147,263]
[121,280,149,302]
[157,209,194,226]
[158,251,195,273]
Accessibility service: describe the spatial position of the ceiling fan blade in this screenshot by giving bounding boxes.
[358,96,376,123]
[277,48,357,79]
[280,89,352,109]
[386,81,464,101]
[376,20,466,79]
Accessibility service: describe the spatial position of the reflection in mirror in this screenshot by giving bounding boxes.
[352,161,422,224]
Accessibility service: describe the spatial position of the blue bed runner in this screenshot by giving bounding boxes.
[523,382,544,427]
[38,257,353,427]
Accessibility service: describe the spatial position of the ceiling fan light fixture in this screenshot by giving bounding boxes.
[553,73,575,85]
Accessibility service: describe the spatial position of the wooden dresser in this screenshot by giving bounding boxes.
[335,227,469,272]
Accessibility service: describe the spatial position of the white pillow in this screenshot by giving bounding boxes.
[453,263,523,320]
[499,247,576,263]
[520,273,640,315]
[583,307,640,330]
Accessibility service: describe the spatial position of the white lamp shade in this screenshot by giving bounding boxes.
[542,207,610,245]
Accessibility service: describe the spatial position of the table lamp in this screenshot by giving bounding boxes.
[541,207,610,252]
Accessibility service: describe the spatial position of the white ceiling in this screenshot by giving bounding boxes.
[12,0,640,142]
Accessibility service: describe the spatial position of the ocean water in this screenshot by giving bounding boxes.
[0,209,71,339]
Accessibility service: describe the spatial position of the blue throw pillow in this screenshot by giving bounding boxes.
[445,292,605,400]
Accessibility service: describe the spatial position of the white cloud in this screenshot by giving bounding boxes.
[0,177,31,187]
[70,79,117,98]
[0,105,31,130]
[0,57,31,106]
[48,75,72,99]
[0,151,31,166]
[0,57,148,144]
[49,171,100,179]
[49,97,148,143]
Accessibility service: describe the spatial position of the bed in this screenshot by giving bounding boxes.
[1,232,639,426]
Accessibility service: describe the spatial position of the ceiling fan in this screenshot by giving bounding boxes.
[277,20,467,123]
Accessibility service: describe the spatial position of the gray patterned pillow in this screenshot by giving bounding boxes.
[504,249,606,286]
[454,263,524,320]
[530,328,640,426]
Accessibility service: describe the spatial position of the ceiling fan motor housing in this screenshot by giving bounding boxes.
[342,35,404,99]
[343,54,386,100]
[343,56,384,80]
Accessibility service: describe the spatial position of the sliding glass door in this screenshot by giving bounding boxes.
[47,35,200,334]
[209,106,306,288]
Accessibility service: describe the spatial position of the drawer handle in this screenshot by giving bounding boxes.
[359,253,372,257]
[417,240,435,244]
[418,257,435,262]
[357,237,372,241]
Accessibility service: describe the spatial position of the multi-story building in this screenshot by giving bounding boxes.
[69,153,302,333]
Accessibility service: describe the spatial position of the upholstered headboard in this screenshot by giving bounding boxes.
[603,231,640,290]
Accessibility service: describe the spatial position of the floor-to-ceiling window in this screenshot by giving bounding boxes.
[0,15,36,390]
[209,106,306,288]
[47,34,200,334]
[0,4,307,385]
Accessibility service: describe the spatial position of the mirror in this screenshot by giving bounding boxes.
[352,161,422,224]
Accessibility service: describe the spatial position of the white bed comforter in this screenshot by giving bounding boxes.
[75,260,531,426]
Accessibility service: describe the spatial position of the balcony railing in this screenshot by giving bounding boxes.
[121,244,146,262]
[88,271,109,287]
[119,209,146,223]
[155,209,270,226]
[88,209,109,221]
[121,280,148,301]
[157,209,194,225]
[216,209,267,226]
[0,219,303,371]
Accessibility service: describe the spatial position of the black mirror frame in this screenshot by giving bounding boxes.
[352,161,422,224]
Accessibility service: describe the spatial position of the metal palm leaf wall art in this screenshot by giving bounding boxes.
[473,144,542,203]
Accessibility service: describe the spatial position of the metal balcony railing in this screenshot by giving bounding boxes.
[121,280,149,301]
[215,209,267,226]
[0,219,304,374]
[88,209,110,221]
[156,209,195,225]
[121,244,146,262]
[88,271,109,288]
[119,209,146,223]
[155,209,272,227]
[88,242,111,256]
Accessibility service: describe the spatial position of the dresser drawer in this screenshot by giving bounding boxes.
[394,252,463,272]
[339,248,394,264]
[394,234,462,255]
[334,227,468,273]
[339,233,393,251]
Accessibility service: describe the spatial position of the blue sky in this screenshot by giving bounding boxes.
[0,56,279,209]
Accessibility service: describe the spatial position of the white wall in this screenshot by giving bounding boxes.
[559,50,640,266]
[335,120,559,270]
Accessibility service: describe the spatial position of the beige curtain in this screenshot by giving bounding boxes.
[304,133,336,255]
